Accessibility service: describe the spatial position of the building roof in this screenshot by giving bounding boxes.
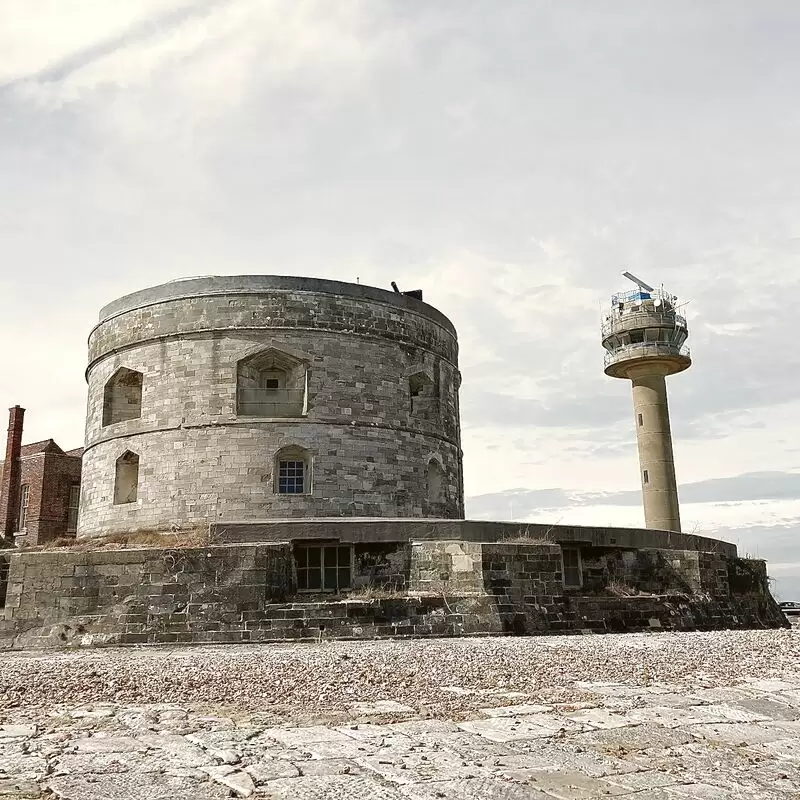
[0,440,83,469]
[20,439,64,457]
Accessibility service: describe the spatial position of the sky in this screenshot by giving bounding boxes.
[1,1,799,597]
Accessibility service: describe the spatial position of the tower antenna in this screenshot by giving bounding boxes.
[621,271,655,293]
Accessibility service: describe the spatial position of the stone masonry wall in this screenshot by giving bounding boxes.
[0,544,293,649]
[79,279,463,536]
[0,543,787,650]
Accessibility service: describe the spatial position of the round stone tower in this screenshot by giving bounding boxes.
[601,273,690,532]
[77,276,463,537]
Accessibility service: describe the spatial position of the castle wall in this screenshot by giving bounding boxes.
[79,277,463,536]
[0,541,786,650]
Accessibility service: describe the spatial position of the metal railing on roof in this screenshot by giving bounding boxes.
[602,311,687,338]
[604,343,691,367]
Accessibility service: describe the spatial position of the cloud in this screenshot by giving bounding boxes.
[467,470,800,515]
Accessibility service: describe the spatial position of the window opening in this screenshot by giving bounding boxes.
[66,484,80,532]
[102,368,143,426]
[18,484,29,531]
[114,451,139,504]
[637,413,644,427]
[408,371,437,415]
[274,446,311,495]
[237,348,307,417]
[643,469,649,484]
[296,544,352,592]
[562,547,582,588]
[278,460,305,494]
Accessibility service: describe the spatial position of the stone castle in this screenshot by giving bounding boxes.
[81,275,463,534]
[0,276,788,646]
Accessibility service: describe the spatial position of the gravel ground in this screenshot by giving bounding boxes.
[2,629,798,722]
[2,631,800,798]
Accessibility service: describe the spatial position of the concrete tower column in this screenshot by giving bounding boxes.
[601,276,690,533]
[629,366,681,532]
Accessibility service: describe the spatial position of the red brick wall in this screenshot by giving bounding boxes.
[17,453,82,545]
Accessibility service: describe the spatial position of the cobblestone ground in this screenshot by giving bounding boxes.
[1,630,799,798]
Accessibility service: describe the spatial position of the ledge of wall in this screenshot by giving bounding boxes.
[210,519,738,557]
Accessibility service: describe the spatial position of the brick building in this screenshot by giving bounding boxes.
[0,406,82,546]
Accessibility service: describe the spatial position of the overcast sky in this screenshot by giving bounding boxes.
[2,1,799,597]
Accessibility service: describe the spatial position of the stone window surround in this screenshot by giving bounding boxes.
[236,346,309,418]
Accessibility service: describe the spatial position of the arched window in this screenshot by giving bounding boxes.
[103,368,143,426]
[427,458,444,504]
[114,451,139,504]
[237,348,307,417]
[274,445,312,495]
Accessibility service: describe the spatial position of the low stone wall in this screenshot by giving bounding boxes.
[0,544,293,649]
[0,540,787,650]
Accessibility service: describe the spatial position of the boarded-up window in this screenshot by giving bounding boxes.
[427,459,443,503]
[562,547,582,588]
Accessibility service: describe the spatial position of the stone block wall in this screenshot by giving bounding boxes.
[79,277,464,536]
[577,547,733,597]
[0,542,787,650]
[352,542,410,591]
[408,540,485,595]
[0,544,293,648]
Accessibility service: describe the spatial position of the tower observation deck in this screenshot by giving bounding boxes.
[601,273,691,532]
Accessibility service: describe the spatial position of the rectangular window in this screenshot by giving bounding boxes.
[562,547,582,589]
[66,484,80,532]
[296,544,352,593]
[265,379,280,389]
[637,413,644,427]
[18,485,29,531]
[278,460,305,494]
[643,469,649,484]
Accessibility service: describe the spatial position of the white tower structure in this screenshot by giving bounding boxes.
[601,273,691,532]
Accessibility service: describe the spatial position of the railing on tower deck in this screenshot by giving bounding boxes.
[602,311,687,338]
[238,388,305,417]
[604,342,691,368]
